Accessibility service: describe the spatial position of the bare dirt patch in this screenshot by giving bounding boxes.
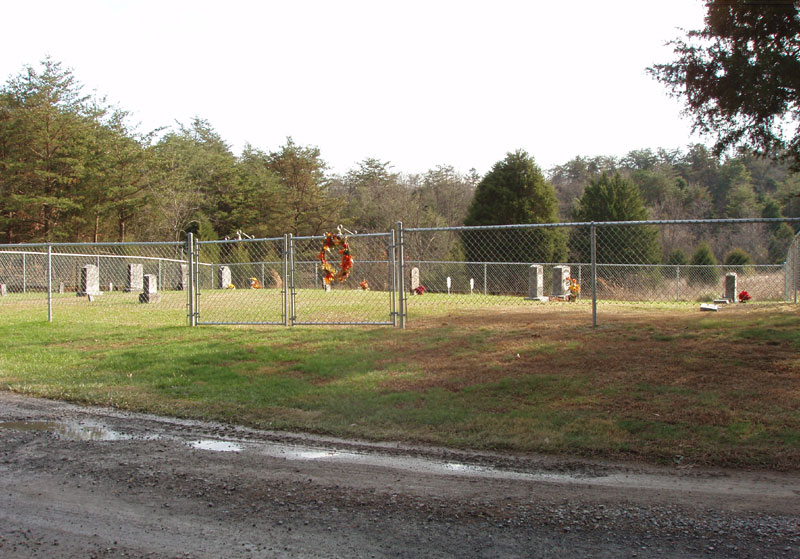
[1,392,798,558]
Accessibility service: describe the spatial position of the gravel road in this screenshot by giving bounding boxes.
[1,392,797,558]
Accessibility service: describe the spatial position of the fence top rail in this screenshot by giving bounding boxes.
[198,237,283,245]
[0,249,188,266]
[406,260,784,268]
[293,231,392,241]
[0,241,182,249]
[406,217,800,233]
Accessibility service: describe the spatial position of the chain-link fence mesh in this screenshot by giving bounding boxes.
[2,219,797,326]
[403,220,795,313]
[290,233,395,325]
[195,237,286,325]
[787,231,800,304]
[0,242,188,323]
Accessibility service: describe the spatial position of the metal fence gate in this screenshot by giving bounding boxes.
[193,232,399,326]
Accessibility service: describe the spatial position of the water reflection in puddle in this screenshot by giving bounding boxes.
[0,420,131,441]
[189,439,243,452]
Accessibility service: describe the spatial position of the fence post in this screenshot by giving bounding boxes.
[282,234,290,327]
[591,223,597,327]
[187,233,195,326]
[396,221,406,329]
[22,253,26,294]
[289,234,296,326]
[795,239,799,304]
[47,244,53,323]
[484,262,487,295]
[390,228,397,327]
[676,265,680,302]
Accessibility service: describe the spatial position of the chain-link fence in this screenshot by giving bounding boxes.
[402,219,799,325]
[0,242,189,324]
[787,230,800,304]
[192,232,396,325]
[2,219,798,327]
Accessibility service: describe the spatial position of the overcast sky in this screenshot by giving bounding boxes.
[1,0,708,176]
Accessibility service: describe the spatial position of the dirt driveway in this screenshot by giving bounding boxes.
[0,392,797,558]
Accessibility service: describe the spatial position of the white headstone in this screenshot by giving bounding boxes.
[470,278,474,295]
[125,263,144,292]
[552,265,571,298]
[446,276,451,294]
[724,272,737,302]
[526,265,547,301]
[78,264,102,296]
[218,266,232,289]
[410,267,420,292]
[0,284,6,297]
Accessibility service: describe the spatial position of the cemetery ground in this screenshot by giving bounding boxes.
[0,302,799,557]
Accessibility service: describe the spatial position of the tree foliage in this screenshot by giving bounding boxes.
[571,172,661,265]
[463,150,566,264]
[649,1,800,170]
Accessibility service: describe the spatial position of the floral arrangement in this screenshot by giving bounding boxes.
[738,290,751,303]
[359,279,369,291]
[318,232,353,284]
[226,283,236,289]
[566,276,580,301]
[413,285,426,295]
[249,277,262,289]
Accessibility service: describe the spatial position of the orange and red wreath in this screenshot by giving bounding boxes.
[318,232,353,284]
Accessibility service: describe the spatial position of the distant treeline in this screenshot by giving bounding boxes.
[2,59,798,263]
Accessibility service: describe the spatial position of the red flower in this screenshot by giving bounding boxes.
[413,285,426,295]
[738,290,751,302]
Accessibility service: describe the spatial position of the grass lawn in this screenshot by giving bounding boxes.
[1,297,799,470]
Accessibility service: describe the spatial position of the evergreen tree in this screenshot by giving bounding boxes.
[571,173,661,265]
[0,58,102,241]
[690,242,720,285]
[650,1,800,170]
[463,150,566,265]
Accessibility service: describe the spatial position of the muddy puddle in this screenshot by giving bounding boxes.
[3,417,796,499]
[0,420,131,441]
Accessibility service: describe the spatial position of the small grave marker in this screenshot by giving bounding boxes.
[410,267,420,293]
[139,274,161,303]
[552,265,570,298]
[176,264,188,290]
[526,265,548,301]
[125,263,143,292]
[0,284,6,297]
[77,264,102,297]
[218,266,232,289]
[724,272,737,302]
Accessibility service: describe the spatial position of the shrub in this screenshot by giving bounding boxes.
[689,242,719,285]
[723,248,753,275]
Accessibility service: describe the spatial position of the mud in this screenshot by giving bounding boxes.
[0,391,798,558]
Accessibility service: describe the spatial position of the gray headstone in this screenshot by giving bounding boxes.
[410,267,420,292]
[724,272,737,302]
[218,266,232,289]
[552,265,570,298]
[176,264,188,291]
[139,274,161,303]
[58,282,65,294]
[526,265,547,301]
[77,264,102,296]
[0,284,6,297]
[125,263,144,292]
